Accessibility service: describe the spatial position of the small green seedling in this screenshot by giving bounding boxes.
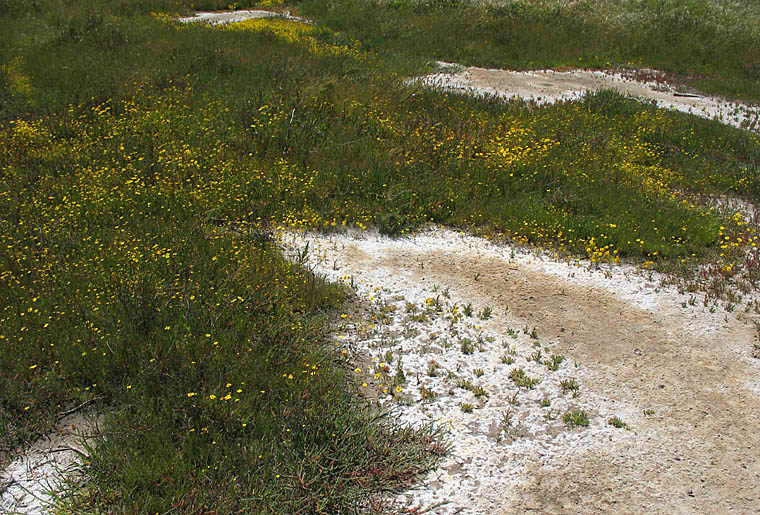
[559,378,579,396]
[509,368,538,389]
[607,416,629,429]
[563,410,590,428]
[460,338,475,355]
[500,354,515,365]
[544,354,565,371]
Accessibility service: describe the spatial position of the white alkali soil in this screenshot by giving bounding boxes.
[0,412,102,514]
[281,227,760,514]
[422,63,760,131]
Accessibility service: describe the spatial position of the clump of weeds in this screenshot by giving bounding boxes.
[460,338,475,355]
[607,416,631,430]
[509,368,539,389]
[563,410,590,428]
[560,378,580,396]
[544,354,565,371]
[500,354,515,365]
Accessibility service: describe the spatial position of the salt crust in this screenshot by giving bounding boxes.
[420,63,760,131]
[280,227,760,513]
[0,413,102,514]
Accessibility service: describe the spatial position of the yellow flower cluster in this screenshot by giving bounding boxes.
[222,18,365,61]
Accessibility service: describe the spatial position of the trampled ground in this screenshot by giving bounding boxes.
[421,63,760,130]
[283,227,760,513]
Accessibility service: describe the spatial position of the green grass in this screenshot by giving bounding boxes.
[563,409,590,428]
[607,415,630,430]
[301,0,760,103]
[2,0,760,511]
[0,3,447,511]
[509,368,539,389]
[1,85,447,512]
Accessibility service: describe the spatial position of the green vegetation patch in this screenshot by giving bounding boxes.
[0,85,444,512]
[2,0,760,510]
[302,0,760,103]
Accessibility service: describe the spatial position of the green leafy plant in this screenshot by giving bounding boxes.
[544,354,565,371]
[394,360,406,385]
[509,368,539,389]
[500,354,515,365]
[419,385,438,402]
[470,384,489,398]
[563,410,590,428]
[560,378,580,396]
[607,416,630,429]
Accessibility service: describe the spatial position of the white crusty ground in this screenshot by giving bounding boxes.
[420,62,760,131]
[0,412,102,514]
[279,227,760,513]
[178,9,306,25]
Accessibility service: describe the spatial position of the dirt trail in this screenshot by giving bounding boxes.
[0,412,103,514]
[178,9,305,25]
[422,64,760,131]
[285,229,760,514]
[411,248,759,513]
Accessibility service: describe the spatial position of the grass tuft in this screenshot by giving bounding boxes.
[3,0,760,510]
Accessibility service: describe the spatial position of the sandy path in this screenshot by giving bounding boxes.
[178,9,305,25]
[415,247,759,513]
[283,228,760,514]
[0,412,103,514]
[422,64,760,131]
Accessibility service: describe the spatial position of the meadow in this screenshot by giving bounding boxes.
[2,0,760,512]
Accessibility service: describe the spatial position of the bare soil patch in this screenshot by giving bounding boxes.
[0,412,103,514]
[283,228,760,514]
[178,9,305,25]
[422,63,760,131]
